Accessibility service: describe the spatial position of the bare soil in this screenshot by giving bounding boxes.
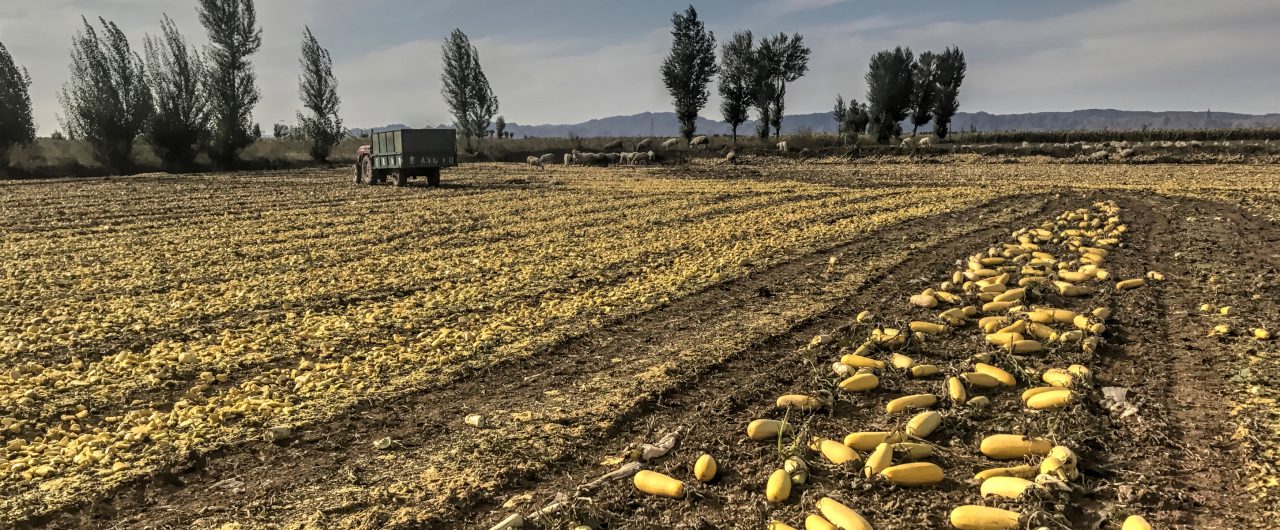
[25,191,1280,530]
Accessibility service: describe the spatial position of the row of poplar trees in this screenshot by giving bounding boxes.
[0,0,346,173]
[658,5,966,145]
[661,5,812,143]
[840,46,967,143]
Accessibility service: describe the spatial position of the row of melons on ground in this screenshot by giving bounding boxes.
[627,202,1156,530]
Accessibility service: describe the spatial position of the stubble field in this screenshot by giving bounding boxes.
[2,160,1279,529]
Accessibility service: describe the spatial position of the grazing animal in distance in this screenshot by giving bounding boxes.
[689,135,709,149]
[723,147,738,165]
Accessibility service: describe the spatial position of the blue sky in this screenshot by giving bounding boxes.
[3,0,1278,134]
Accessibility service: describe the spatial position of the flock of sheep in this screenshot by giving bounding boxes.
[517,134,1256,170]
[522,135,724,169]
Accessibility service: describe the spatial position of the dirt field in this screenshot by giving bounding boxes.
[2,161,1279,529]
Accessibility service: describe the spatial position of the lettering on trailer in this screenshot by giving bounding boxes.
[376,155,456,167]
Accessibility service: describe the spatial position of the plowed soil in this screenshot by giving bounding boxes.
[8,164,1280,530]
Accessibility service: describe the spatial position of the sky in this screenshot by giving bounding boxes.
[2,0,1278,135]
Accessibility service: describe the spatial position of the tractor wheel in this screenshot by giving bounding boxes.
[353,156,371,184]
[394,171,407,187]
[426,168,441,187]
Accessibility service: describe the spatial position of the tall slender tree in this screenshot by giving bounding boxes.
[865,46,914,143]
[144,14,207,169]
[750,40,778,139]
[296,26,344,162]
[932,46,966,139]
[763,33,809,138]
[198,0,262,167]
[494,115,506,139]
[440,28,498,150]
[833,94,848,138]
[60,17,152,172]
[0,41,36,167]
[660,5,717,142]
[908,51,938,136]
[717,31,754,143]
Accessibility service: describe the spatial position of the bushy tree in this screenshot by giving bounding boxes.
[933,46,966,139]
[441,28,498,150]
[494,115,506,139]
[848,99,870,137]
[144,14,207,169]
[0,41,36,166]
[865,46,914,143]
[272,123,290,138]
[762,33,809,138]
[717,31,754,143]
[749,33,808,139]
[60,17,152,172]
[296,26,343,162]
[908,51,937,136]
[833,94,870,141]
[660,5,717,141]
[198,0,263,167]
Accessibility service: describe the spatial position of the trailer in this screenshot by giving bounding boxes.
[354,128,457,187]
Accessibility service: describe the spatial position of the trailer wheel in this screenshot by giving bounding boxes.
[394,171,407,187]
[427,168,441,187]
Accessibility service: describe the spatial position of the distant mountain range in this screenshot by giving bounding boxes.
[352,109,1280,139]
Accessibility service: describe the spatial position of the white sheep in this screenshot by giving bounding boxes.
[1087,150,1109,161]
[918,137,933,147]
[777,141,788,152]
[661,138,680,149]
[539,153,555,166]
[526,156,544,169]
[689,135,709,149]
[620,152,634,165]
[1118,148,1136,159]
[900,137,914,148]
[1174,141,1188,148]
[563,153,573,165]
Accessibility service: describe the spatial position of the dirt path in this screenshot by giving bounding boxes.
[40,195,1051,530]
[1099,194,1278,529]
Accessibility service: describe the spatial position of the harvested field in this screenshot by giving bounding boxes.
[2,162,1279,529]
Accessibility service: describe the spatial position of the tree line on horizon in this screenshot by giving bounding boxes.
[659,5,966,146]
[0,1,965,174]
[0,0,497,173]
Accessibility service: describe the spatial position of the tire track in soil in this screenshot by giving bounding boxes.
[40,194,1059,530]
[1104,194,1277,529]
